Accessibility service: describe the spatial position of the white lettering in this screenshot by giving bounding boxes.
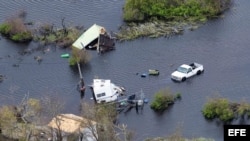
[240,129,246,136]
[228,129,246,136]
[228,129,234,136]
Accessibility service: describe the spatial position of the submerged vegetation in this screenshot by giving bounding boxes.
[0,10,32,42]
[116,0,231,40]
[202,96,250,122]
[69,47,90,66]
[0,10,89,65]
[123,0,231,22]
[33,18,83,48]
[0,10,82,47]
[150,88,181,111]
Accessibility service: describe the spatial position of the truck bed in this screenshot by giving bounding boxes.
[189,62,202,70]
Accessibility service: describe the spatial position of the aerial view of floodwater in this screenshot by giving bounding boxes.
[1,1,250,141]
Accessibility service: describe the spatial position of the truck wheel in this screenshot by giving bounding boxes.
[182,77,186,82]
[197,70,201,75]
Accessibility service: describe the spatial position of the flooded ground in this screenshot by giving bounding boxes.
[1,1,250,141]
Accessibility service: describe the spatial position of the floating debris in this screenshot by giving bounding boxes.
[0,74,4,82]
[61,53,70,58]
[141,73,147,78]
[34,56,42,63]
[116,89,146,114]
[148,69,160,76]
[12,64,19,67]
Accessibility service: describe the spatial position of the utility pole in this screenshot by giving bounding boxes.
[97,34,101,53]
[77,62,85,98]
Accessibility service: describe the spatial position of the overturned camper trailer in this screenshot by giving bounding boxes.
[72,24,115,53]
[89,79,125,104]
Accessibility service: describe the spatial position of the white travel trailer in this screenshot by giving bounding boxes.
[90,79,125,103]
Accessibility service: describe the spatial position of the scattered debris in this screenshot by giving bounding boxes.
[61,53,70,58]
[137,69,160,78]
[141,73,147,78]
[12,64,19,67]
[148,69,160,76]
[34,56,42,63]
[0,74,4,82]
[116,89,146,114]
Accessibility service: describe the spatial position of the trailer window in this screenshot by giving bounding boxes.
[97,93,106,97]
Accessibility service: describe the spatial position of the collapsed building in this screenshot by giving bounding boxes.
[72,24,115,53]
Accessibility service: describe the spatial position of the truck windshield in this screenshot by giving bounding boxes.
[177,66,188,73]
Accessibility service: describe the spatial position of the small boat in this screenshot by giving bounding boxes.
[61,53,70,58]
[148,69,160,75]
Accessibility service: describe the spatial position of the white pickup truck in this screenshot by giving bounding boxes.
[171,62,204,82]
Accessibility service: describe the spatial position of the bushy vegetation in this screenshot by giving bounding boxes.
[202,97,250,122]
[123,0,231,22]
[117,0,232,41]
[0,11,33,42]
[69,47,90,66]
[34,22,82,48]
[0,10,82,49]
[0,23,11,35]
[150,88,181,111]
[10,31,32,42]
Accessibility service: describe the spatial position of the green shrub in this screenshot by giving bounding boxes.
[123,0,231,22]
[0,23,11,35]
[69,56,79,66]
[69,47,90,66]
[236,102,250,118]
[150,88,175,111]
[11,31,32,42]
[175,93,182,99]
[202,98,236,122]
[202,98,220,119]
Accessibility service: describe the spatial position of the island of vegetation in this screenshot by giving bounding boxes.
[150,88,181,111]
[116,0,232,41]
[202,96,250,122]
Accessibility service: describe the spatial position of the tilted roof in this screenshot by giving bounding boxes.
[72,24,106,50]
[47,114,96,133]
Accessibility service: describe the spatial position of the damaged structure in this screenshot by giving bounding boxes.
[47,114,97,141]
[72,24,115,53]
[89,79,125,104]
